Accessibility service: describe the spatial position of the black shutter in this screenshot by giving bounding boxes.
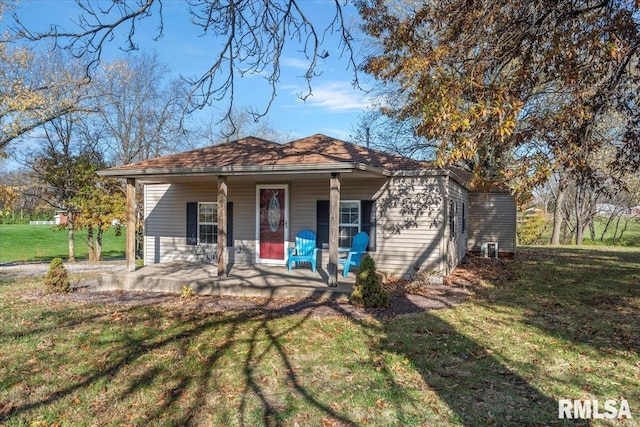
[316,200,329,248]
[226,202,233,247]
[361,200,376,251]
[186,202,198,245]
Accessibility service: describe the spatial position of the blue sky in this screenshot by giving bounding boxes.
[11,0,375,142]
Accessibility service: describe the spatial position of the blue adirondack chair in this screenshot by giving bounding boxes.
[338,231,369,277]
[287,229,318,272]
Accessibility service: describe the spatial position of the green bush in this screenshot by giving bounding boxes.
[351,255,389,308]
[43,257,71,293]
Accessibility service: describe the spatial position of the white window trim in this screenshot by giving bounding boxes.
[339,200,361,246]
[198,202,218,245]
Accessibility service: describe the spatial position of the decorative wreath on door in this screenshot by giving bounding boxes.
[268,192,281,233]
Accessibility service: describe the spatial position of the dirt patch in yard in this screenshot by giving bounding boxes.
[23,254,510,319]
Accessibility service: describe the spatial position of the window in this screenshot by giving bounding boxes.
[198,202,218,244]
[187,202,232,246]
[339,201,360,248]
[449,200,456,239]
[461,202,466,234]
[316,200,376,251]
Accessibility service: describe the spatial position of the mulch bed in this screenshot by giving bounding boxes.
[26,254,509,319]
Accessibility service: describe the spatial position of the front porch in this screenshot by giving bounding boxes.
[96,263,354,300]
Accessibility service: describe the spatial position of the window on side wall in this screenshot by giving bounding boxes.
[198,202,218,244]
[449,200,456,239]
[461,202,466,234]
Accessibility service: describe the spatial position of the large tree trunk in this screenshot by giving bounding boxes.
[574,182,599,246]
[67,210,76,262]
[95,228,103,261]
[550,174,568,244]
[575,220,585,245]
[575,191,585,245]
[87,226,96,262]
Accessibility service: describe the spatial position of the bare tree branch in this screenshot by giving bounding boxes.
[11,0,358,129]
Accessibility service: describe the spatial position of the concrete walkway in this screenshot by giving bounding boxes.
[96,263,354,300]
[0,260,126,279]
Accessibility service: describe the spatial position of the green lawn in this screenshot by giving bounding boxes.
[582,217,640,246]
[0,224,125,263]
[0,246,638,425]
[537,216,640,246]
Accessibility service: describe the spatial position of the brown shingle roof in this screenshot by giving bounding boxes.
[104,136,283,171]
[104,134,431,173]
[284,134,428,170]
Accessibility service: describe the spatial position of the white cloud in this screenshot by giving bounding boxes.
[286,81,372,113]
[320,127,352,140]
[282,57,312,70]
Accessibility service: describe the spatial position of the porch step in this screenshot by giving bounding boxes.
[95,263,353,300]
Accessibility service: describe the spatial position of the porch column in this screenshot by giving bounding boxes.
[328,172,340,286]
[217,175,228,278]
[126,178,136,272]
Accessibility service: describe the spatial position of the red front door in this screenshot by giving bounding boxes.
[258,187,286,261]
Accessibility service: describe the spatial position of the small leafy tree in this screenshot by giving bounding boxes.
[517,209,547,245]
[73,175,125,262]
[43,257,71,293]
[351,255,389,308]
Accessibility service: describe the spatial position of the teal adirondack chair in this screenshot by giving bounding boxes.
[338,231,369,277]
[287,229,318,272]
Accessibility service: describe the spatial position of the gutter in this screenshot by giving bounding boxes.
[97,161,391,178]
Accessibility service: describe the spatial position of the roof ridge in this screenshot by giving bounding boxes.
[288,133,424,164]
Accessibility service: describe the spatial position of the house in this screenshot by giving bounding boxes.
[98,134,513,287]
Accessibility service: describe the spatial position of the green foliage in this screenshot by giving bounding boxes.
[73,177,125,233]
[43,257,71,294]
[351,255,389,308]
[517,211,547,245]
[0,210,55,225]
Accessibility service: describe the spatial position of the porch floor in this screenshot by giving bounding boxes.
[96,262,354,300]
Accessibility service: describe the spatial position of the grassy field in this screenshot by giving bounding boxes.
[582,217,640,246]
[0,246,638,426]
[537,216,640,246]
[0,224,125,263]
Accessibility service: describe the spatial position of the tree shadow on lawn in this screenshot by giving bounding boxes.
[379,312,586,426]
[472,247,640,355]
[2,286,588,426]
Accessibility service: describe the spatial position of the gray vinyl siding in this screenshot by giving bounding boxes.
[373,175,447,278]
[445,179,469,273]
[144,181,256,265]
[467,192,517,254]
[143,178,384,266]
[289,178,384,273]
[143,174,465,278]
[289,178,383,234]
